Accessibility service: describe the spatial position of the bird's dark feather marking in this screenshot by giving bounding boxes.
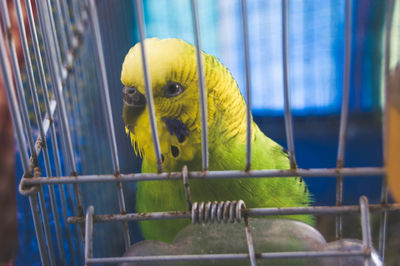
[163,117,190,142]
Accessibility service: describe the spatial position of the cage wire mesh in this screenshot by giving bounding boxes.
[1,0,400,265]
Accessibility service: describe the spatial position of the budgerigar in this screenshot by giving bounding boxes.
[121,38,311,242]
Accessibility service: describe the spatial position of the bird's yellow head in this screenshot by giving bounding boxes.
[121,38,247,171]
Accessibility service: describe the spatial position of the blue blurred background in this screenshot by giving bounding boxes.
[14,0,400,265]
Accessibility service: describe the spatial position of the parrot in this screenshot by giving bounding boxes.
[121,38,312,243]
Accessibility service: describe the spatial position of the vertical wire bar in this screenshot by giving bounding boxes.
[14,1,67,264]
[71,0,84,36]
[36,187,56,266]
[241,0,252,171]
[0,23,52,266]
[134,0,163,173]
[23,1,76,265]
[29,195,51,266]
[53,0,74,70]
[84,206,95,266]
[359,196,372,266]
[52,0,69,61]
[67,58,84,266]
[336,0,352,240]
[0,0,37,165]
[6,1,57,264]
[35,0,84,214]
[35,1,85,251]
[244,217,257,266]
[87,0,121,176]
[379,0,394,259]
[88,0,131,249]
[60,0,74,47]
[190,0,209,171]
[282,0,297,169]
[50,0,86,257]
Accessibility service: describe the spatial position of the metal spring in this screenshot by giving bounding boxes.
[191,200,246,224]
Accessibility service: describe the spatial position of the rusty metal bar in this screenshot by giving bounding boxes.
[22,167,385,185]
[182,165,192,210]
[190,0,209,171]
[66,203,400,224]
[336,0,352,240]
[282,0,297,169]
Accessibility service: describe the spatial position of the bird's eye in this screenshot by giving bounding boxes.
[164,82,184,97]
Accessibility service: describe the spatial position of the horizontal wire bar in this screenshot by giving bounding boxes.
[85,250,368,264]
[21,167,385,186]
[66,203,400,224]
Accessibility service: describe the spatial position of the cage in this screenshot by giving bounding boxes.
[0,0,400,265]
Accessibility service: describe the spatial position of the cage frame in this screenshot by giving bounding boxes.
[0,0,398,265]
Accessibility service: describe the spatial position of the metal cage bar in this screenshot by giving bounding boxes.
[190,0,209,171]
[134,0,163,173]
[21,166,386,185]
[0,0,37,166]
[282,0,297,169]
[52,0,70,61]
[85,250,369,265]
[0,24,53,266]
[360,196,373,266]
[84,206,94,266]
[336,0,352,240]
[379,0,395,259]
[35,0,85,222]
[241,0,252,171]
[13,1,67,263]
[87,0,131,250]
[23,0,77,264]
[67,202,400,224]
[81,197,381,265]
[244,217,257,266]
[3,0,397,264]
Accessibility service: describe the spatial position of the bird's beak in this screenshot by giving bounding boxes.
[123,86,146,108]
[123,86,146,130]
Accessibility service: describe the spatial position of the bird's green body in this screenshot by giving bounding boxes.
[121,38,311,242]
